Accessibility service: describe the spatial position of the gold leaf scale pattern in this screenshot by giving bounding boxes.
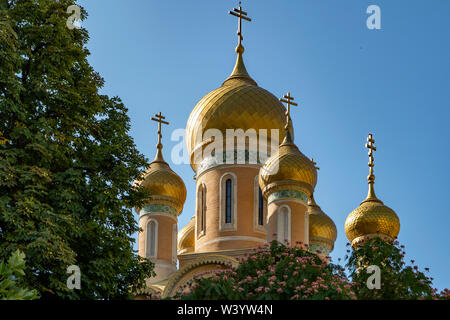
[139,161,187,214]
[259,143,317,195]
[186,83,290,171]
[345,199,400,246]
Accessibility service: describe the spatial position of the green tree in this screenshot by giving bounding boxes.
[0,0,154,299]
[345,237,449,300]
[0,250,39,300]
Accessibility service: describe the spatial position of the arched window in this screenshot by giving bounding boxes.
[277,206,291,244]
[220,173,237,231]
[253,175,266,233]
[258,187,264,226]
[146,219,158,258]
[225,179,232,224]
[197,183,206,237]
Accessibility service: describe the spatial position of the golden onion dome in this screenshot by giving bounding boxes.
[259,130,317,197]
[177,216,195,254]
[344,133,400,247]
[186,45,291,172]
[345,185,400,247]
[138,144,187,215]
[308,195,337,253]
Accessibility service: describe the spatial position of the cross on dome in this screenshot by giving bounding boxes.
[229,2,251,50]
[365,133,376,183]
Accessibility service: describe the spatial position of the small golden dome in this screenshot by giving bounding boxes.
[259,132,317,197]
[345,133,400,247]
[138,148,187,214]
[186,49,290,171]
[178,216,195,254]
[345,188,400,247]
[308,195,337,253]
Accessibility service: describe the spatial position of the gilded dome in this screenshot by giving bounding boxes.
[345,190,400,247]
[178,216,195,254]
[308,196,337,253]
[345,133,400,247]
[138,149,187,214]
[259,132,317,197]
[186,48,290,172]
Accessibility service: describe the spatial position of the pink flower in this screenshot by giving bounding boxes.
[277,288,283,293]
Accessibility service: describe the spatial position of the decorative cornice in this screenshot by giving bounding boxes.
[262,180,313,199]
[267,189,309,204]
[162,255,239,298]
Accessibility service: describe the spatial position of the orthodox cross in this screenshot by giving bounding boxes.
[280,92,298,123]
[311,158,320,171]
[229,1,251,46]
[151,112,169,148]
[365,133,376,181]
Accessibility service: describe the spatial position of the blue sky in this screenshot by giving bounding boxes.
[77,0,449,290]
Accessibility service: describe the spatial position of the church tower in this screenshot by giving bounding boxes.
[139,4,339,297]
[259,94,317,246]
[345,134,400,247]
[184,4,289,255]
[136,113,186,284]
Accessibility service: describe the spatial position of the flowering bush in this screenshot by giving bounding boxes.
[175,241,356,300]
[345,237,450,300]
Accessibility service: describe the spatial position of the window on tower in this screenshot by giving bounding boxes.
[197,183,206,237]
[277,205,291,244]
[258,187,264,226]
[146,219,157,258]
[220,172,237,231]
[225,179,232,223]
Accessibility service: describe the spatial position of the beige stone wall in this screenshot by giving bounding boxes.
[267,200,308,245]
[194,165,266,253]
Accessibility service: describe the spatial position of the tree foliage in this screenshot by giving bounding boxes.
[0,0,154,299]
[345,237,449,300]
[0,249,39,300]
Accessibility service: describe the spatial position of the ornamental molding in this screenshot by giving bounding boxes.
[267,189,309,205]
[139,211,177,222]
[262,180,313,199]
[162,254,239,298]
[140,195,183,215]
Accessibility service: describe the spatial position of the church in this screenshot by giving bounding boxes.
[134,4,400,299]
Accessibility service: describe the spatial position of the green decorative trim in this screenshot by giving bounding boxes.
[309,244,330,256]
[141,204,177,216]
[268,189,308,204]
